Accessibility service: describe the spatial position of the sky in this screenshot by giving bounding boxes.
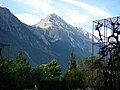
[0,0,120,33]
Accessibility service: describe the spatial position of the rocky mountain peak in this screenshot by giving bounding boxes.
[49,13,62,20]
[35,13,69,29]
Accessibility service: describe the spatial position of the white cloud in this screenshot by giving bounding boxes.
[61,0,112,30]
[0,3,2,6]
[14,0,101,27]
[13,0,111,30]
[13,0,60,25]
[64,9,90,27]
[62,0,111,18]
[69,15,90,27]
[59,7,92,28]
[15,13,41,25]
[15,0,60,15]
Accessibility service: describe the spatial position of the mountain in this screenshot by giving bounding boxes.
[32,13,93,68]
[0,7,95,70]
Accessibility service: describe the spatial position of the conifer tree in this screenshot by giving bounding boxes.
[15,52,28,65]
[68,49,76,71]
[13,51,31,89]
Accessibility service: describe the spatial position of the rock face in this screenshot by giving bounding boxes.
[0,7,95,69]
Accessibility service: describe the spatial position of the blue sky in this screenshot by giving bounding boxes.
[0,0,120,32]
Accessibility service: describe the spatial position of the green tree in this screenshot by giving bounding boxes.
[63,50,85,90]
[68,50,76,71]
[64,68,85,90]
[11,52,31,89]
[31,65,47,89]
[47,59,61,79]
[0,56,13,89]
[0,54,20,90]
[31,59,62,90]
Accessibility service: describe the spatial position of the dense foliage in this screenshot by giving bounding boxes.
[0,51,120,90]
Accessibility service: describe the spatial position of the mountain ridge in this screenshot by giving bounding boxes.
[0,6,95,70]
[35,13,94,41]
